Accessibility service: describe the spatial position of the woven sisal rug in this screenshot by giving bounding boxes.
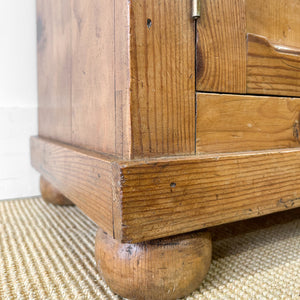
[0,197,299,299]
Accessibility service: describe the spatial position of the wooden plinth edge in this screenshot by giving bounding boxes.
[95,228,212,300]
[40,176,74,206]
[31,136,300,243]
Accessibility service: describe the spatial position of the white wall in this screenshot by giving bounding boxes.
[0,1,39,200]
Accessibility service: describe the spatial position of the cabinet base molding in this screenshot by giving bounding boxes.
[31,136,300,243]
[95,228,212,300]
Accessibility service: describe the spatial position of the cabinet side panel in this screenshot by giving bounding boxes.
[37,0,72,143]
[196,0,247,93]
[130,0,195,157]
[115,1,131,159]
[71,0,116,154]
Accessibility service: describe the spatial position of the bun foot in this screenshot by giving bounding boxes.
[40,176,74,206]
[95,228,212,300]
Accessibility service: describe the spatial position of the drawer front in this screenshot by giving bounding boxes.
[196,93,300,154]
[196,0,300,97]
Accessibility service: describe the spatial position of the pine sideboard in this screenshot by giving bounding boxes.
[31,0,300,299]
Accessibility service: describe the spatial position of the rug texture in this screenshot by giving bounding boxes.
[0,197,299,299]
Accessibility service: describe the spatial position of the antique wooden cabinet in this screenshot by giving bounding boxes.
[31,0,300,299]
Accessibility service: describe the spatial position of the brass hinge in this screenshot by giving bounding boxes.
[192,0,201,19]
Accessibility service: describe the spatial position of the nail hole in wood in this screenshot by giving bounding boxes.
[170,182,176,188]
[147,18,152,29]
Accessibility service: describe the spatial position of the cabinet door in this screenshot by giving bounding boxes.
[196,0,300,97]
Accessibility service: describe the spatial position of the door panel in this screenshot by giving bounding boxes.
[196,0,300,97]
[246,0,300,97]
[196,0,246,94]
[246,0,300,48]
[247,34,300,97]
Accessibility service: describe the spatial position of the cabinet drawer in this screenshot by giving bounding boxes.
[196,93,300,153]
[196,0,300,97]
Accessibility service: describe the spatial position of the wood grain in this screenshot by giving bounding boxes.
[196,93,300,153]
[71,0,132,157]
[247,33,300,97]
[95,228,212,300]
[71,0,116,154]
[115,1,131,159]
[130,0,195,157]
[246,0,300,48]
[37,0,195,158]
[196,0,300,97]
[37,0,72,143]
[119,149,300,242]
[30,136,115,237]
[31,137,300,243]
[245,0,300,97]
[196,0,247,93]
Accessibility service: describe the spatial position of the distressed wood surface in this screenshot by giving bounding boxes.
[196,0,246,93]
[247,34,300,97]
[30,137,300,243]
[246,0,300,96]
[71,0,117,155]
[35,0,300,245]
[130,0,195,157]
[95,229,212,300]
[196,0,300,97]
[245,0,300,98]
[246,0,300,48]
[37,0,195,159]
[119,149,300,242]
[37,0,72,143]
[114,1,131,158]
[30,136,115,237]
[196,93,300,153]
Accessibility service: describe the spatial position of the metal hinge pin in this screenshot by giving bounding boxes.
[192,0,201,19]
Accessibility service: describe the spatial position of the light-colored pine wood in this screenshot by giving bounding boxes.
[71,0,117,155]
[95,228,212,300]
[34,2,300,298]
[196,93,300,153]
[119,150,300,242]
[37,0,195,159]
[114,1,131,158]
[130,0,195,157]
[246,0,300,48]
[37,0,72,143]
[196,0,300,97]
[31,137,300,243]
[196,0,247,93]
[31,136,116,237]
[37,0,123,155]
[245,0,300,97]
[247,33,300,97]
[246,0,300,96]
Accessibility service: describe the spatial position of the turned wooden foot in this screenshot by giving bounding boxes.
[40,176,74,206]
[95,228,212,300]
